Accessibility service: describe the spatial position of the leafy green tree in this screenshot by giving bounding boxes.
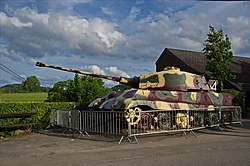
[47,74,111,103]
[79,76,111,103]
[66,74,82,102]
[47,80,72,101]
[203,25,234,91]
[1,83,50,93]
[22,76,40,92]
[0,84,23,93]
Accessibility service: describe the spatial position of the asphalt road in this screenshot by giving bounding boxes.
[1,120,250,166]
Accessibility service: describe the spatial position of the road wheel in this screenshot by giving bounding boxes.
[126,107,141,125]
[138,113,152,130]
[157,113,171,129]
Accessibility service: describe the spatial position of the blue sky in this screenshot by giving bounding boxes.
[0,0,250,87]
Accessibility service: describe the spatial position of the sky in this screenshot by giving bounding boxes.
[0,0,250,88]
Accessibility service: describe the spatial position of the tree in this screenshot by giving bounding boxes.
[22,76,40,92]
[203,25,234,91]
[0,84,23,93]
[79,76,111,103]
[66,74,83,102]
[47,74,111,103]
[47,80,72,102]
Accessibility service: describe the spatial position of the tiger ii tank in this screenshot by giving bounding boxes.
[36,62,233,128]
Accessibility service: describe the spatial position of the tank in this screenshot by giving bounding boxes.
[36,61,233,110]
[36,62,233,127]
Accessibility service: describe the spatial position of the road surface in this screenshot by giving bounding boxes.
[1,120,250,166]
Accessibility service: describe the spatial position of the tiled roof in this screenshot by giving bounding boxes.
[165,48,208,74]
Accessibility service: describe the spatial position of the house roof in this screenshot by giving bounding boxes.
[156,48,250,91]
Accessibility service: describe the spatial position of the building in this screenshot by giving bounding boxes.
[156,48,250,109]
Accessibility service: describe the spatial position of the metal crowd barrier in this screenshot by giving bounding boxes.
[128,109,197,139]
[49,109,89,138]
[128,106,242,139]
[220,106,243,127]
[81,111,127,135]
[49,106,242,144]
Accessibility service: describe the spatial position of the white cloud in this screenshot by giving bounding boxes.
[121,13,206,59]
[227,16,249,28]
[101,7,113,17]
[82,64,130,78]
[81,64,130,87]
[120,3,250,58]
[231,36,243,50]
[82,65,106,75]
[226,16,250,55]
[0,12,33,28]
[0,47,23,61]
[105,66,130,78]
[1,2,249,63]
[0,7,126,60]
[129,6,141,19]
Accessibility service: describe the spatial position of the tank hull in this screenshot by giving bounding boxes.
[88,89,233,111]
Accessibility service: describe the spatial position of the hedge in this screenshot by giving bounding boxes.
[0,102,78,137]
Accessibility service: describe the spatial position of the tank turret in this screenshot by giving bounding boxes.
[138,66,210,91]
[36,62,210,91]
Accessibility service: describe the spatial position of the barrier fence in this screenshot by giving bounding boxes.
[49,106,242,144]
[81,111,127,135]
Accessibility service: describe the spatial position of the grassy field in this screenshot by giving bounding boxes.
[0,92,48,102]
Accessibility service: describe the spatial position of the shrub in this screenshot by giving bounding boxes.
[0,102,78,137]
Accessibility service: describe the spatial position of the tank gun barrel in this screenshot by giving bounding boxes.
[36,62,139,88]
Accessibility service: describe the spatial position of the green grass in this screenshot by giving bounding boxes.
[0,92,48,102]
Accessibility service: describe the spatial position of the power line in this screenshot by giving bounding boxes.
[0,63,25,81]
[0,66,24,82]
[0,62,25,80]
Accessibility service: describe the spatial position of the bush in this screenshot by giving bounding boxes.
[0,102,78,137]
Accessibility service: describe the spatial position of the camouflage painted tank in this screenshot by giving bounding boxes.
[36,62,233,128]
[36,62,233,112]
